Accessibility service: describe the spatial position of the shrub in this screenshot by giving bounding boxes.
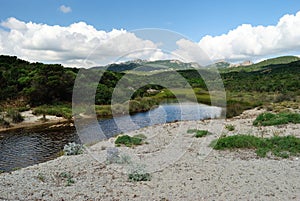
[253,112,300,126]
[133,134,147,140]
[194,130,210,138]
[59,172,75,186]
[33,104,72,119]
[187,129,210,138]
[225,124,235,131]
[0,118,10,127]
[225,100,253,118]
[115,135,143,147]
[6,109,24,123]
[212,135,261,150]
[211,135,300,158]
[187,129,198,134]
[63,142,84,155]
[128,164,151,182]
[106,147,120,164]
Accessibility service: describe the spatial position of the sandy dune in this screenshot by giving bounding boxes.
[0,108,299,200]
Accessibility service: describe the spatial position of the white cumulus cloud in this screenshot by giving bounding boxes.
[59,5,72,13]
[0,18,162,67]
[198,11,300,62]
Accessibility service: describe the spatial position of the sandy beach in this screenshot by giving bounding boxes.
[0,108,299,200]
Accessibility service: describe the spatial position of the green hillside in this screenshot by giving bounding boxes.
[221,56,300,73]
[0,55,299,121]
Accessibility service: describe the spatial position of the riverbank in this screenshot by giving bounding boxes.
[0,108,299,200]
[0,110,73,134]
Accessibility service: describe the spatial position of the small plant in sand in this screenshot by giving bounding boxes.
[59,172,75,186]
[187,129,210,138]
[37,173,46,182]
[225,124,235,131]
[115,135,145,147]
[63,142,84,155]
[106,147,120,164]
[106,147,132,164]
[128,163,151,182]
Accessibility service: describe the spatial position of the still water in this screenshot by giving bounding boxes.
[0,103,222,172]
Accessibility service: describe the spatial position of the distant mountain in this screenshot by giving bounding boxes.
[91,55,300,73]
[92,59,201,72]
[206,60,231,68]
[229,60,253,68]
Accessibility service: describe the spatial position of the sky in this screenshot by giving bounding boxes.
[0,0,300,67]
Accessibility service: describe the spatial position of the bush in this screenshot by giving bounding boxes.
[106,147,120,163]
[128,164,151,182]
[33,104,72,119]
[225,100,253,118]
[211,135,300,158]
[212,135,261,150]
[187,129,210,138]
[0,118,10,127]
[6,109,24,123]
[225,124,235,131]
[195,130,210,138]
[253,112,300,126]
[133,134,147,140]
[115,135,143,147]
[59,172,75,186]
[63,142,84,155]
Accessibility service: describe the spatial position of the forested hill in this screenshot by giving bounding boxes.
[0,55,299,115]
[0,55,78,106]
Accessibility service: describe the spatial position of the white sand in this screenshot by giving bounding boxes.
[21,110,64,123]
[0,108,299,200]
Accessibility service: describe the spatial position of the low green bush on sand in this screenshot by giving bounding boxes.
[211,135,300,158]
[128,164,151,182]
[33,104,72,119]
[253,112,300,126]
[115,135,144,147]
[187,129,210,138]
[225,124,235,131]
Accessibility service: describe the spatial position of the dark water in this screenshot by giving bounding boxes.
[0,103,221,172]
[0,126,77,172]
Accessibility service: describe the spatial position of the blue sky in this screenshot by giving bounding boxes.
[0,0,300,66]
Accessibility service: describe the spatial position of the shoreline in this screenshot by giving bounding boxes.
[0,107,299,200]
[0,118,73,134]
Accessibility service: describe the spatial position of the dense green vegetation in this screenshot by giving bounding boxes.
[253,112,300,126]
[0,55,299,121]
[0,55,77,106]
[33,104,73,120]
[211,135,300,158]
[115,135,145,147]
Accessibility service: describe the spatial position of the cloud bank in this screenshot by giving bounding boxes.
[198,11,300,62]
[0,11,300,67]
[0,18,166,67]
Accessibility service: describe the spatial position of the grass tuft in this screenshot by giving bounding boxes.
[187,129,210,138]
